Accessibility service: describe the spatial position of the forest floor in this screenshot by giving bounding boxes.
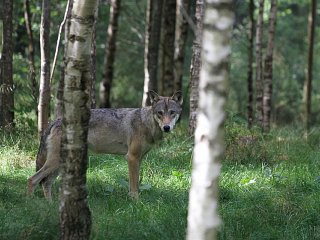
[0,118,320,239]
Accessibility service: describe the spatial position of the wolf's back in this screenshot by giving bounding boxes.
[36,119,62,171]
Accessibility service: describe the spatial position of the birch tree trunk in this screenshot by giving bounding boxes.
[262,0,277,132]
[188,0,203,136]
[99,0,121,108]
[303,0,316,134]
[247,0,254,129]
[255,0,264,128]
[38,0,51,136]
[142,0,163,107]
[24,0,38,113]
[160,0,176,96]
[59,0,98,238]
[0,0,14,131]
[174,0,190,91]
[187,1,234,239]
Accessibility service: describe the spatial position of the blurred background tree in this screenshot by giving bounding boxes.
[99,0,121,108]
[0,0,14,131]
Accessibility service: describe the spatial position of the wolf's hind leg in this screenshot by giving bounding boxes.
[41,169,59,201]
[27,165,58,199]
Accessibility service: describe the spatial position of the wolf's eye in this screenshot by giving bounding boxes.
[157,111,164,116]
[169,110,176,116]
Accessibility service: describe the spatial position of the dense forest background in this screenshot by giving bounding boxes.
[231,0,319,126]
[1,0,318,129]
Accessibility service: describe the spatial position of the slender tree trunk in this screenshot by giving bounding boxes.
[99,0,121,108]
[187,1,234,239]
[0,1,2,41]
[38,0,51,136]
[90,8,98,109]
[24,0,38,114]
[188,0,203,136]
[55,66,64,119]
[255,0,264,128]
[160,0,176,96]
[262,0,277,132]
[142,0,163,107]
[59,0,98,238]
[0,3,2,126]
[174,0,190,91]
[247,0,254,129]
[303,0,316,134]
[158,3,165,95]
[0,0,14,131]
[55,0,73,119]
[51,0,70,84]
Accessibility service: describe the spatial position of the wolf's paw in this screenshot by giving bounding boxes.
[27,178,34,196]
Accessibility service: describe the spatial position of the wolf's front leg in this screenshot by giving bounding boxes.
[127,149,141,199]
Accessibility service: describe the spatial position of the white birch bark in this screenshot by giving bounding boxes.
[187,1,234,239]
[38,0,50,137]
[59,0,98,238]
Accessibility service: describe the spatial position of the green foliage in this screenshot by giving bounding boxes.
[9,0,70,128]
[10,0,194,121]
[12,54,38,129]
[94,1,146,108]
[230,1,320,126]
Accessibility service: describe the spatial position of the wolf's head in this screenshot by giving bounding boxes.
[148,90,183,133]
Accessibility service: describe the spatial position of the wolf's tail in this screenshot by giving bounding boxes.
[35,119,61,171]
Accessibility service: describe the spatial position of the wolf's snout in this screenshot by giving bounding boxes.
[163,125,171,132]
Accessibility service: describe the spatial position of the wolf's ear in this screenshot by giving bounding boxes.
[171,91,183,105]
[148,90,160,105]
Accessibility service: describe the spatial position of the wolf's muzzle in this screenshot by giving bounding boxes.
[163,125,171,132]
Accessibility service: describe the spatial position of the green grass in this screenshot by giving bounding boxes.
[1,120,320,239]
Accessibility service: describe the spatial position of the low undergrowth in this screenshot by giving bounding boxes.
[0,119,319,239]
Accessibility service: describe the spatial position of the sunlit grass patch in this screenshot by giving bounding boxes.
[220,121,320,240]
[0,145,35,172]
[0,129,38,172]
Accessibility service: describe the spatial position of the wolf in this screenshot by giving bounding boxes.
[27,90,183,200]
